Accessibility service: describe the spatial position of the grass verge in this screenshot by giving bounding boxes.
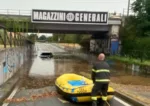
[107,55,150,66]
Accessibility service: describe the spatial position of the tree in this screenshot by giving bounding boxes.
[47,36,53,42]
[79,34,91,51]
[0,29,4,44]
[132,0,150,37]
[38,35,47,41]
[27,33,38,43]
[119,0,150,59]
[52,34,59,42]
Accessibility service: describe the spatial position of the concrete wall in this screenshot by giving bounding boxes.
[0,46,31,85]
[90,24,121,55]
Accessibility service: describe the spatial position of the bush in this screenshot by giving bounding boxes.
[121,37,150,60]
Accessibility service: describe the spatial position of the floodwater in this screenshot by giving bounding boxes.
[26,43,150,89]
[55,58,90,77]
[29,43,90,78]
[29,53,90,79]
[7,43,134,106]
[29,52,55,77]
[25,43,91,89]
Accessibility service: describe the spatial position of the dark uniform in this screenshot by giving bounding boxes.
[91,60,110,106]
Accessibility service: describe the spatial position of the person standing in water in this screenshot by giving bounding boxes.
[91,53,110,106]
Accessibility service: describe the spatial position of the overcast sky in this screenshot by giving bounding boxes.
[0,0,134,14]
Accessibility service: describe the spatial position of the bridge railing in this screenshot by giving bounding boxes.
[0,9,31,16]
[0,9,122,18]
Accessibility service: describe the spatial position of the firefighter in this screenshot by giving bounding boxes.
[91,53,110,106]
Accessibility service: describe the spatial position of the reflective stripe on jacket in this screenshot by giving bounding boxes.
[92,61,110,83]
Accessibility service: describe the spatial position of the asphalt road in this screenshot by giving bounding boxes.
[3,43,132,106]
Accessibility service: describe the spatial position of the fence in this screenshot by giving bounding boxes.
[0,9,31,16]
[0,9,121,19]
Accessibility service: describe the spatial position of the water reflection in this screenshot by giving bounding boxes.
[54,58,90,77]
[107,60,150,77]
[29,51,55,78]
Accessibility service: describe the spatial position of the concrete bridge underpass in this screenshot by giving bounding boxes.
[0,9,122,54]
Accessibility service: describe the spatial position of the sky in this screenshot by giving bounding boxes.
[0,0,135,37]
[28,33,53,37]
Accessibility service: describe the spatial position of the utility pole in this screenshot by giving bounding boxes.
[127,0,130,16]
[123,8,125,17]
[122,8,125,27]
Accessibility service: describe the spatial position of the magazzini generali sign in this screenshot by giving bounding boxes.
[31,9,108,24]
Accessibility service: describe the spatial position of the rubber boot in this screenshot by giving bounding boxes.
[92,100,97,106]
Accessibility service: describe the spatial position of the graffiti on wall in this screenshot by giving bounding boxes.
[6,49,16,73]
[0,47,29,84]
[90,39,110,54]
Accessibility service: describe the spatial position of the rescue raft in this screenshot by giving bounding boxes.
[55,73,115,102]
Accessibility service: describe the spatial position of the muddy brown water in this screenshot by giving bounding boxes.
[21,55,150,89]
[22,57,91,89]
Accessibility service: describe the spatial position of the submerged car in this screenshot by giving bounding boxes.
[39,52,53,58]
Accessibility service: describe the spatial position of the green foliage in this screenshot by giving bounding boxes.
[0,29,4,44]
[38,35,47,41]
[47,36,53,42]
[27,34,38,43]
[120,0,150,61]
[121,37,150,60]
[52,34,59,42]
[79,34,91,51]
[51,33,90,44]
[64,34,77,43]
[0,17,29,33]
[131,0,150,37]
[108,55,150,66]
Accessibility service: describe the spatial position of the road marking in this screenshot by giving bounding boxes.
[2,84,19,106]
[58,98,69,103]
[114,97,132,106]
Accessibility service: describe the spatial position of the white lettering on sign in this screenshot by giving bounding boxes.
[33,11,66,21]
[59,13,65,21]
[47,12,51,20]
[75,13,79,21]
[88,13,92,22]
[39,12,43,20]
[54,12,57,20]
[101,14,104,22]
[92,14,96,22]
[96,14,100,22]
[80,13,83,21]
[104,14,107,22]
[32,10,108,24]
[83,13,88,22]
[43,12,47,20]
[33,12,39,20]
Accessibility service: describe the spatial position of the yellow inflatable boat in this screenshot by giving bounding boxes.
[55,73,115,102]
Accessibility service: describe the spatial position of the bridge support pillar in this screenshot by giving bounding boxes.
[109,25,121,55]
[90,25,121,55]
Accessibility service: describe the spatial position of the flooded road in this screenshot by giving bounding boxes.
[29,42,90,81]
[4,43,132,106]
[29,42,66,78]
[29,56,55,78]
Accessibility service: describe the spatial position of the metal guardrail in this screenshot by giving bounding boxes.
[0,9,122,18]
[0,9,31,16]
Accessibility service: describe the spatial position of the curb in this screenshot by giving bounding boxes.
[0,78,20,106]
[115,91,147,106]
